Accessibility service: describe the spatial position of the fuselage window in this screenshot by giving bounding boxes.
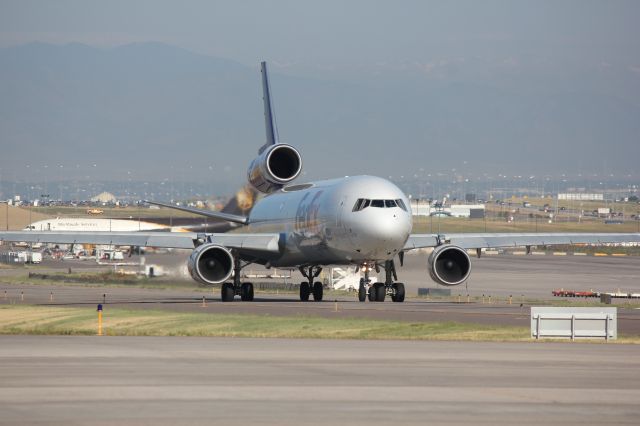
[370,199,385,208]
[385,200,397,208]
[396,199,407,211]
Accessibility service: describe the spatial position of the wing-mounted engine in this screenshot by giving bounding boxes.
[247,143,302,194]
[428,244,471,286]
[188,244,234,284]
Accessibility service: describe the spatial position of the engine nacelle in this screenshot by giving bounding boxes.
[247,144,302,193]
[428,244,471,286]
[188,244,234,285]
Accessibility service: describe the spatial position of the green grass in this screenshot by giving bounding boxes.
[0,305,637,343]
[0,304,532,341]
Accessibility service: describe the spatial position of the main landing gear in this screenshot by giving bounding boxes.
[358,260,405,303]
[221,253,254,302]
[299,265,323,302]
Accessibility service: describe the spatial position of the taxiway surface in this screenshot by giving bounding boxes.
[0,336,638,425]
[2,255,640,334]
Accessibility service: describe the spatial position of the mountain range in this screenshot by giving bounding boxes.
[1,42,639,194]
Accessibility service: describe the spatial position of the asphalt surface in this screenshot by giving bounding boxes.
[0,336,638,425]
[2,254,640,334]
[5,250,640,300]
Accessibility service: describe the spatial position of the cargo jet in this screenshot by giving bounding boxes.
[2,62,640,302]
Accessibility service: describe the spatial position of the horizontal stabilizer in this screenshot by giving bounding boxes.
[145,201,249,225]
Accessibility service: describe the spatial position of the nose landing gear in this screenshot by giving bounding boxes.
[357,260,405,303]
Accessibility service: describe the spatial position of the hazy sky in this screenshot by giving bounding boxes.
[2,0,639,77]
[1,0,639,193]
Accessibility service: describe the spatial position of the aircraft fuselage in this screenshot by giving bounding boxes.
[247,175,412,267]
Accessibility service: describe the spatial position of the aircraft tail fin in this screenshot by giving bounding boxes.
[259,61,279,153]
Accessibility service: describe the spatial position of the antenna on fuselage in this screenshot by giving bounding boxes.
[259,61,279,154]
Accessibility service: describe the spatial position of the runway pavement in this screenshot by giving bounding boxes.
[2,255,640,334]
[0,336,638,425]
[3,283,640,334]
[4,251,639,300]
[401,251,640,299]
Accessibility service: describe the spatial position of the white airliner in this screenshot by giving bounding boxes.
[2,62,639,302]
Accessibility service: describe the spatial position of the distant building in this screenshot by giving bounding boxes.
[410,199,431,216]
[557,193,604,201]
[25,217,173,232]
[449,204,485,218]
[90,192,117,203]
[409,200,485,218]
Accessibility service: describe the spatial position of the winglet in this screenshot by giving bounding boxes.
[259,61,279,153]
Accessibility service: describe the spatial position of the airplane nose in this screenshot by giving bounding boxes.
[352,210,411,256]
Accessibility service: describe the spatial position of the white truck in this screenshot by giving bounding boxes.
[27,252,42,264]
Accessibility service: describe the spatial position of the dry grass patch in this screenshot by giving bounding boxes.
[1,305,637,343]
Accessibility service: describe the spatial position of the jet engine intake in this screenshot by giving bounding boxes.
[247,144,302,193]
[428,244,471,286]
[188,244,234,284]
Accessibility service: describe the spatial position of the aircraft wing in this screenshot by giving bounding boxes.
[404,232,640,250]
[145,201,249,225]
[0,231,282,255]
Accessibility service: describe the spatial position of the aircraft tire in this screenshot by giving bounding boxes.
[368,283,378,302]
[312,281,323,301]
[300,282,310,301]
[240,282,254,301]
[358,283,366,302]
[221,283,235,302]
[392,282,405,302]
[375,283,386,302]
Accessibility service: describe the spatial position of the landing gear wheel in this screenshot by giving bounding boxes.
[391,282,405,302]
[358,280,367,302]
[368,283,378,302]
[221,283,235,302]
[312,281,323,302]
[299,282,310,301]
[375,283,386,302]
[240,282,254,301]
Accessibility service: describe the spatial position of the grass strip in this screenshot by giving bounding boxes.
[1,305,637,343]
[0,304,533,341]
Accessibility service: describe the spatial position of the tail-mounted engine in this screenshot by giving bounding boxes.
[188,244,234,284]
[247,144,302,194]
[428,244,471,286]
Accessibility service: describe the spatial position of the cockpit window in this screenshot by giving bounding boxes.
[353,198,406,212]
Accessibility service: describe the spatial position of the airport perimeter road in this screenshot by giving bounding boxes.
[0,336,638,425]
